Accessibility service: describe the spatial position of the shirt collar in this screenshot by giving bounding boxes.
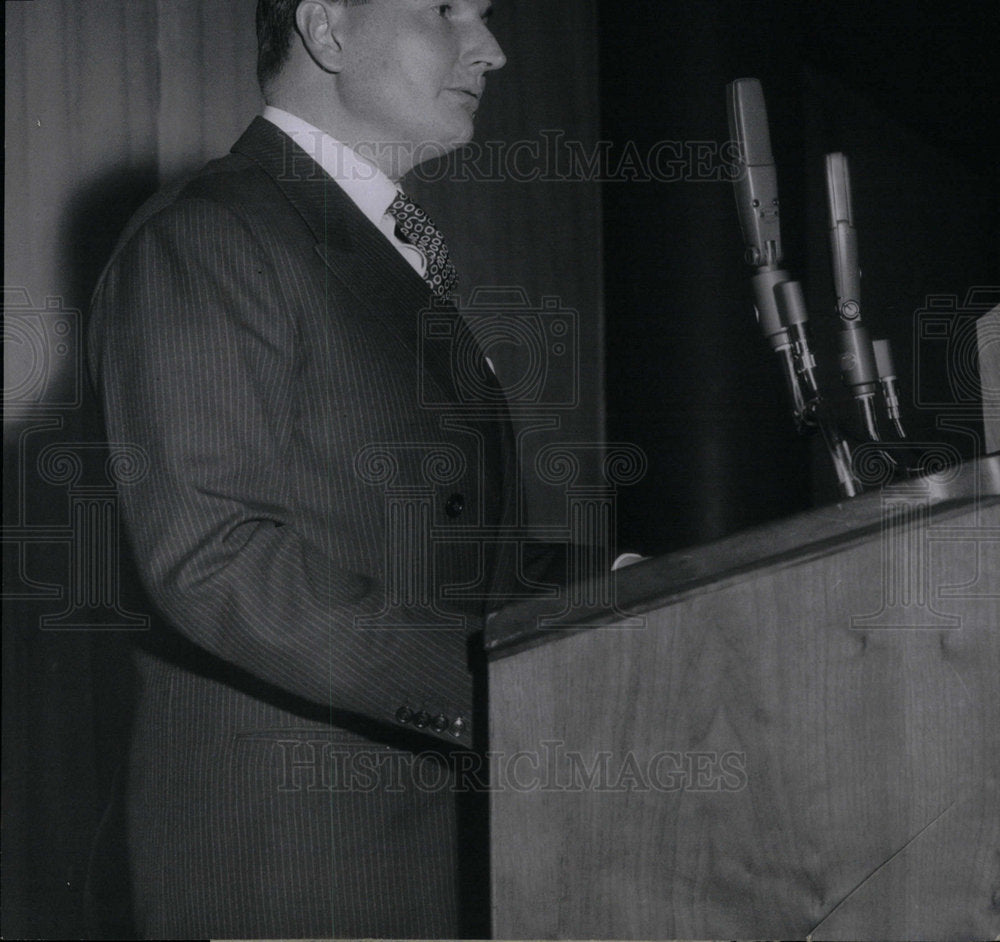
[261,106,400,228]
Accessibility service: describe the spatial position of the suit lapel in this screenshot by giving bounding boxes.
[234,117,519,607]
[231,118,459,398]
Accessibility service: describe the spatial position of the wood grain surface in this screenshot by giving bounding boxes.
[490,490,999,939]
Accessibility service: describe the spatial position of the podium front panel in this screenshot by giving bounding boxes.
[488,477,999,940]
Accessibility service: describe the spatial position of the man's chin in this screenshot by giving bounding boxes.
[407,131,473,172]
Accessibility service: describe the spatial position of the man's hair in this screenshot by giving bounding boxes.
[256,0,300,94]
[256,0,368,95]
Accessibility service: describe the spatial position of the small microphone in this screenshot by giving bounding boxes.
[873,338,907,439]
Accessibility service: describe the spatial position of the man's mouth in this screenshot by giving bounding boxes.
[448,88,483,108]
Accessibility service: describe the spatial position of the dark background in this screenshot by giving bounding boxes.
[4,0,998,938]
[602,0,998,554]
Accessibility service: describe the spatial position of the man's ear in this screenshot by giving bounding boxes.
[295,0,347,73]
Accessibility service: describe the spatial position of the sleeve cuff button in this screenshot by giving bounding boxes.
[395,707,413,725]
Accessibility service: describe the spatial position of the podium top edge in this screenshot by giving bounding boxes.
[485,454,1000,659]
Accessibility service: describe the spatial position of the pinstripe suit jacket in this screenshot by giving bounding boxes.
[88,117,518,939]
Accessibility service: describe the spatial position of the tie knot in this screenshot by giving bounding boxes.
[388,191,458,299]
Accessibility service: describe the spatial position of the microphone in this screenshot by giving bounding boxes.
[727,78,793,353]
[728,79,816,419]
[727,77,781,270]
[873,338,907,439]
[825,152,882,440]
[728,78,859,496]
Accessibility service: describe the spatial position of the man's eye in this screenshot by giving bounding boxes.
[436,4,452,16]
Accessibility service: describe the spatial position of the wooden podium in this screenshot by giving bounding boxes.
[485,455,1000,941]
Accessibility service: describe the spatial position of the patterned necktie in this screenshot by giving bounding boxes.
[388,190,459,298]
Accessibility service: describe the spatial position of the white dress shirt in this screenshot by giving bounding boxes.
[261,106,426,279]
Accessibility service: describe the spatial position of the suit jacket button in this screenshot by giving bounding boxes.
[395,707,413,725]
[445,493,465,518]
[413,711,431,729]
[431,714,450,733]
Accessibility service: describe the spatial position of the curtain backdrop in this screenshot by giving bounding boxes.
[3,3,601,937]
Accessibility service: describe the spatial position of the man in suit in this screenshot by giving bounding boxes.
[88,0,512,937]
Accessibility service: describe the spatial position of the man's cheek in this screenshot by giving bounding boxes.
[397,35,450,88]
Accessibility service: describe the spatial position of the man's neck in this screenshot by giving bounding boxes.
[265,94,417,182]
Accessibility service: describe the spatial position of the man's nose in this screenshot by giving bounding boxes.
[465,23,507,72]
